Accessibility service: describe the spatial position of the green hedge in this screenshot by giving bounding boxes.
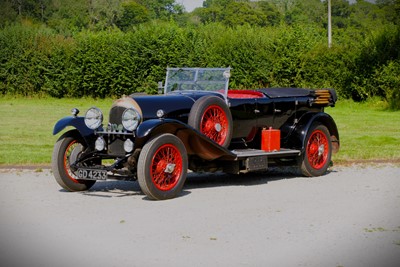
[1,22,399,109]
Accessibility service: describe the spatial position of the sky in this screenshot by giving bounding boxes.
[180,0,204,12]
[179,0,376,13]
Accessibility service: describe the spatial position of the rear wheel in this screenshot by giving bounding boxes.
[137,134,188,200]
[188,95,233,148]
[51,130,95,191]
[300,124,332,177]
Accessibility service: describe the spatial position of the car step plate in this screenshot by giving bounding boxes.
[232,148,301,159]
[245,156,268,171]
[76,168,107,180]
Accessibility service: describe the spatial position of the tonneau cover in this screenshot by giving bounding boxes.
[259,88,312,98]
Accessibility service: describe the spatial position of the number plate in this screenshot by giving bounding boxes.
[76,168,107,180]
[245,156,268,171]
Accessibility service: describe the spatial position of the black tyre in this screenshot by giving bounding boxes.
[188,95,233,148]
[51,130,95,191]
[300,123,332,177]
[137,134,188,200]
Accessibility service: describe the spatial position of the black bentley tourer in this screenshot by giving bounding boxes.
[52,68,339,200]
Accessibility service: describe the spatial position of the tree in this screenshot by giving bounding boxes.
[46,0,90,33]
[116,1,149,31]
[349,0,385,29]
[3,0,49,21]
[281,0,325,25]
[86,0,123,30]
[223,1,268,27]
[194,5,222,23]
[0,0,18,26]
[330,0,351,28]
[202,0,235,8]
[376,0,400,24]
[195,0,281,27]
[135,0,184,20]
[257,1,282,26]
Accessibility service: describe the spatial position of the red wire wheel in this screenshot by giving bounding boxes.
[150,144,183,191]
[200,104,229,146]
[300,124,332,177]
[138,134,188,200]
[306,130,329,169]
[63,140,80,183]
[188,95,233,148]
[52,130,96,191]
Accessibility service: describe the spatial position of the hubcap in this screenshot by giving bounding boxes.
[164,163,176,174]
[214,123,222,132]
[318,144,325,156]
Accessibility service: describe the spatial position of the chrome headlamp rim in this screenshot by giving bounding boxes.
[122,108,141,131]
[84,107,103,130]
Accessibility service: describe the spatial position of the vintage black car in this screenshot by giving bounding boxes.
[52,68,340,200]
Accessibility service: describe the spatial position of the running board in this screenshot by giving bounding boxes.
[227,149,301,172]
[231,148,301,159]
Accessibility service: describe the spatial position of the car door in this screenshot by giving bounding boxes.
[272,98,296,128]
[228,98,258,141]
[257,97,296,139]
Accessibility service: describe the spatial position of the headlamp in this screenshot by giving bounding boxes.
[122,108,140,131]
[84,107,103,130]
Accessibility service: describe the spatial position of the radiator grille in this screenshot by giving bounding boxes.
[109,106,126,125]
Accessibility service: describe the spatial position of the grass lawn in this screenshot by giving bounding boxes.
[326,99,400,164]
[0,96,112,165]
[0,96,399,166]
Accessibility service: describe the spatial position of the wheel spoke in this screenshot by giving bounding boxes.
[307,130,329,170]
[151,144,183,191]
[64,141,80,182]
[201,105,228,145]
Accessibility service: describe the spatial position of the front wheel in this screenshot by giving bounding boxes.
[300,124,332,177]
[51,130,96,191]
[137,134,188,200]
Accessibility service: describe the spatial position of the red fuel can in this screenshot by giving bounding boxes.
[261,127,280,152]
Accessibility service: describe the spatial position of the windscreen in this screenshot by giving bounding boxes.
[164,68,230,96]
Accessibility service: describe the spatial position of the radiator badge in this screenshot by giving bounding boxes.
[108,123,124,132]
